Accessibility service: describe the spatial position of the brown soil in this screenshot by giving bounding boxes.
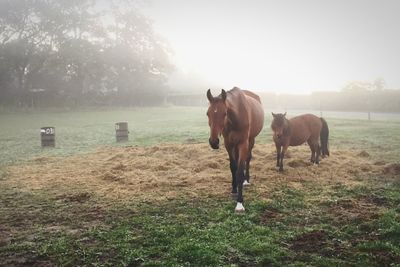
[290,229,347,257]
[260,207,282,223]
[383,163,400,176]
[291,230,329,253]
[1,144,393,203]
[0,226,11,247]
[56,192,92,203]
[327,198,381,225]
[357,150,370,157]
[287,159,310,168]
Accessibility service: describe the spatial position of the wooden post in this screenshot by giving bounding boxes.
[41,127,55,147]
[115,122,129,142]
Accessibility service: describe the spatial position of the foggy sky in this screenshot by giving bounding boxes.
[142,0,400,94]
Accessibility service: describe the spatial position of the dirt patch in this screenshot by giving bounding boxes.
[57,192,91,203]
[0,227,11,247]
[287,159,310,168]
[357,151,370,157]
[1,144,393,204]
[382,163,400,176]
[326,198,380,224]
[260,207,282,224]
[290,229,346,257]
[363,194,388,206]
[358,248,400,266]
[291,230,329,253]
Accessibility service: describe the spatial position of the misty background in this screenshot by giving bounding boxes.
[0,0,399,112]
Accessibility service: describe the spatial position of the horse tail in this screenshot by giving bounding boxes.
[320,117,330,156]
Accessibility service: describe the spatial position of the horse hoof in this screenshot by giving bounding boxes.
[243,180,250,186]
[235,202,245,213]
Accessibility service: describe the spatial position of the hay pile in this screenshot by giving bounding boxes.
[3,143,396,203]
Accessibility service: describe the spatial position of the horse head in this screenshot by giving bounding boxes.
[271,112,287,139]
[206,89,227,149]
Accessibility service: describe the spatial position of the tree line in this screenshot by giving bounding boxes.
[167,80,400,113]
[260,80,400,113]
[0,0,174,108]
[2,1,398,112]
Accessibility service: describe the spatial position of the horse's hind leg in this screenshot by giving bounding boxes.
[234,142,250,212]
[308,140,320,164]
[308,140,316,163]
[244,153,251,185]
[315,143,321,164]
[244,138,255,185]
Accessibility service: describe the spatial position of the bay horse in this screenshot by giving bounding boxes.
[207,87,264,212]
[271,113,329,172]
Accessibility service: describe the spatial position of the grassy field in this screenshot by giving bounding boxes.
[0,107,209,166]
[1,107,399,165]
[0,107,400,266]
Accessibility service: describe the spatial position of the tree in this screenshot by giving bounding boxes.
[373,78,386,91]
[0,0,174,107]
[342,81,372,93]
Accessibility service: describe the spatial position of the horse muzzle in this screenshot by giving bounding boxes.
[274,132,283,140]
[209,138,220,149]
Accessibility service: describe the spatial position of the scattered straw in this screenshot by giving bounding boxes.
[2,143,394,203]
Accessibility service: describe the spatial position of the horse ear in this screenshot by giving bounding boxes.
[271,112,276,118]
[221,89,227,102]
[207,89,213,102]
[283,112,287,117]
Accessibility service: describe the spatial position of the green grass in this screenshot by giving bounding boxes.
[328,118,400,161]
[0,107,400,266]
[1,107,399,165]
[0,107,208,166]
[1,181,399,266]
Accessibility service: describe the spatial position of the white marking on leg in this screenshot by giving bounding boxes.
[243,180,250,186]
[235,202,245,212]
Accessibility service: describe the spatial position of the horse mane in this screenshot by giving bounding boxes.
[225,87,250,130]
[271,113,291,137]
[283,117,291,136]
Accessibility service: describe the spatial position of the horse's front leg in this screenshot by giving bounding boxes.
[225,140,238,195]
[229,153,237,194]
[275,144,281,170]
[279,144,289,172]
[235,142,249,213]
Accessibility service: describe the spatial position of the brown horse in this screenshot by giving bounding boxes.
[207,87,264,212]
[271,113,329,172]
